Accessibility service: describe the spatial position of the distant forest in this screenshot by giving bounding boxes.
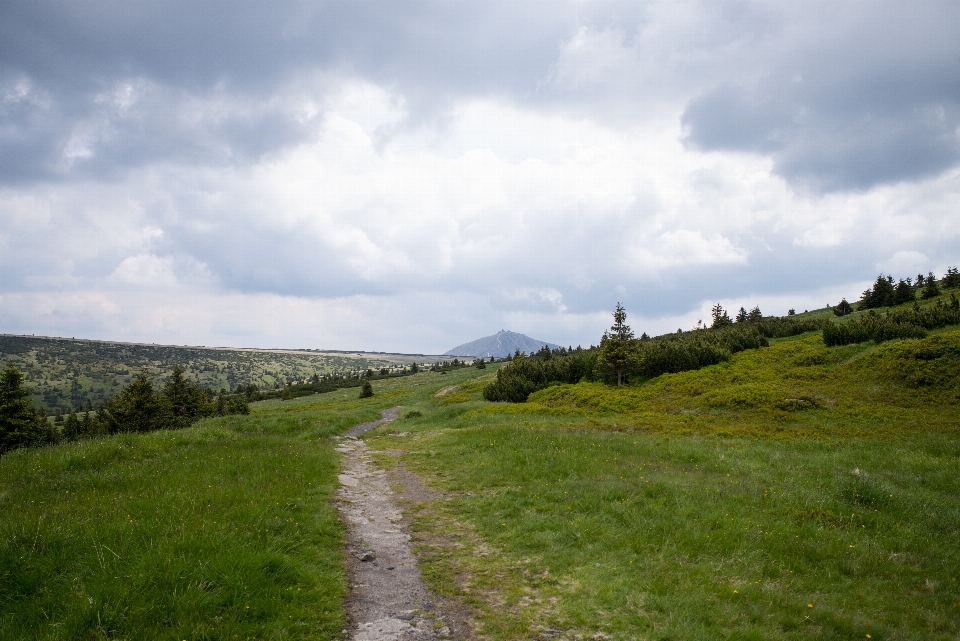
[0,337,413,414]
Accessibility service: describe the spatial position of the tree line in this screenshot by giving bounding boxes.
[1,364,248,455]
[483,302,822,402]
[483,263,960,403]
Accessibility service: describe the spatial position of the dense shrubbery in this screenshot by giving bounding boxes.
[638,326,768,377]
[754,316,827,338]
[483,324,771,402]
[823,295,960,347]
[482,348,599,402]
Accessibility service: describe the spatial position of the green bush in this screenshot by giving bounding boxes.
[483,350,599,402]
[823,296,960,347]
[359,381,374,398]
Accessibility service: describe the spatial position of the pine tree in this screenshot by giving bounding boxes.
[595,304,641,387]
[610,302,634,340]
[711,303,732,328]
[0,362,49,453]
[735,307,748,323]
[833,298,854,316]
[747,306,763,323]
[100,371,172,434]
[359,381,374,398]
[922,271,941,299]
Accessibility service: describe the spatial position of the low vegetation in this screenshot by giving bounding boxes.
[2,264,959,639]
[368,326,960,640]
[0,371,468,640]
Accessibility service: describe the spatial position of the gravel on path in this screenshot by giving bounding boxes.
[335,407,455,640]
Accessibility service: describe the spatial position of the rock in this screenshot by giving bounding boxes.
[357,550,376,562]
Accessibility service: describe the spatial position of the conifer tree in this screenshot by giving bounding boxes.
[922,271,941,299]
[0,362,49,453]
[595,304,641,387]
[833,298,854,316]
[100,371,172,434]
[747,306,763,323]
[610,302,634,340]
[711,303,732,328]
[894,279,914,305]
[943,266,960,288]
[735,307,748,323]
[359,381,374,398]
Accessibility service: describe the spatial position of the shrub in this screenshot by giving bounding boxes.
[834,298,854,316]
[359,381,374,398]
[823,296,960,347]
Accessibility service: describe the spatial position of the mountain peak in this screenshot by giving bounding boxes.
[443,331,561,358]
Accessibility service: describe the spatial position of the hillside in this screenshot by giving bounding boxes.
[0,335,444,414]
[443,330,561,358]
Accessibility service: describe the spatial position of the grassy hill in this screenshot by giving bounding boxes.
[2,314,959,638]
[365,327,960,640]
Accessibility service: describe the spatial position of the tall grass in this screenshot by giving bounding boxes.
[0,410,358,639]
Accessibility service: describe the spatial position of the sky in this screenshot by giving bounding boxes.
[1,1,959,354]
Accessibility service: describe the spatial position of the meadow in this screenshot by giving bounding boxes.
[0,368,483,639]
[2,325,959,639]
[366,329,960,640]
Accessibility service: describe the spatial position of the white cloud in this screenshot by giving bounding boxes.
[2,3,960,351]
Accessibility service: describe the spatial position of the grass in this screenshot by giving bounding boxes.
[5,327,960,639]
[0,366,493,639]
[365,329,960,640]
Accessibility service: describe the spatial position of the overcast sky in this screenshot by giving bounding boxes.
[1,1,959,353]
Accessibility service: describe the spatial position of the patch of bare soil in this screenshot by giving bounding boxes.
[335,408,469,640]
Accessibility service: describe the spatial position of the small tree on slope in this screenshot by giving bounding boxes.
[595,303,641,387]
[0,362,50,454]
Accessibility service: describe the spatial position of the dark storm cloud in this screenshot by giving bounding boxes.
[0,0,582,183]
[681,2,960,192]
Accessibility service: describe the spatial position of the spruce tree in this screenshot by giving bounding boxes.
[359,381,374,398]
[711,303,732,328]
[595,304,641,387]
[922,271,941,299]
[0,362,49,453]
[833,298,854,316]
[100,371,172,434]
[735,307,748,323]
[894,279,914,305]
[610,302,634,340]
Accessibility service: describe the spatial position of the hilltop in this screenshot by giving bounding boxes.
[443,330,561,358]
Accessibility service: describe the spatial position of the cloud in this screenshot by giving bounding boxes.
[1,1,959,351]
[681,2,960,192]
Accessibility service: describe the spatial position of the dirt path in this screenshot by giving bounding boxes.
[335,408,454,640]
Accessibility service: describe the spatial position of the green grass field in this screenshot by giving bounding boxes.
[0,368,486,639]
[365,330,960,640]
[3,327,959,639]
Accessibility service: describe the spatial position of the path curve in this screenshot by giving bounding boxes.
[335,408,452,640]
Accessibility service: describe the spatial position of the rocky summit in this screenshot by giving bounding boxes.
[443,330,561,358]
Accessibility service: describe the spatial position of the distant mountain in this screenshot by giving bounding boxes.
[444,330,561,358]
